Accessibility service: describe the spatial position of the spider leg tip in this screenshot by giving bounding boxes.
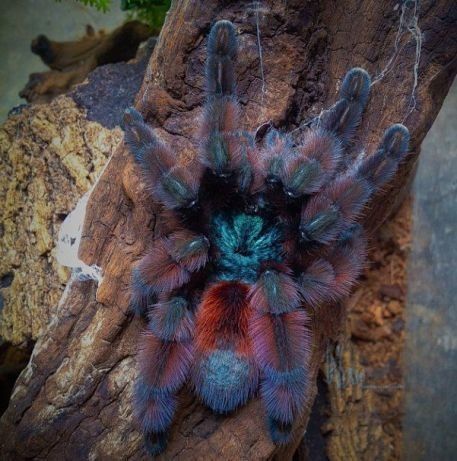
[341,67,371,105]
[383,123,410,154]
[144,431,168,456]
[268,417,294,445]
[209,20,237,57]
[123,106,143,126]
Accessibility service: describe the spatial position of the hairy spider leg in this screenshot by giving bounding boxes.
[123,107,201,210]
[199,20,243,178]
[278,68,372,200]
[279,127,343,198]
[319,67,371,145]
[135,297,195,455]
[299,224,367,306]
[248,266,311,443]
[130,231,209,317]
[299,123,410,245]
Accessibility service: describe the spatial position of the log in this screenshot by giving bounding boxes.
[1,1,456,459]
[19,21,152,104]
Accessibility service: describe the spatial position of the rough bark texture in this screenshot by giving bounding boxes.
[1,0,456,459]
[0,97,122,345]
[0,43,153,346]
[320,200,411,461]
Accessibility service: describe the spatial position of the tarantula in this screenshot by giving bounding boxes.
[123,20,409,456]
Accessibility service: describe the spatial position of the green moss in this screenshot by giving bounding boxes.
[55,0,171,29]
[55,0,111,13]
[121,0,171,31]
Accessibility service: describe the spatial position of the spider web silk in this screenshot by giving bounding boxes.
[371,0,422,122]
[56,192,102,283]
[247,2,267,101]
[291,0,423,136]
[55,153,112,285]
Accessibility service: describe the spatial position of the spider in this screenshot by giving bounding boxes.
[123,20,409,456]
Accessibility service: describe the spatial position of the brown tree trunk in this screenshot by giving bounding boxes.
[1,1,456,459]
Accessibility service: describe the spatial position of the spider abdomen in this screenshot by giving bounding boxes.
[193,281,259,412]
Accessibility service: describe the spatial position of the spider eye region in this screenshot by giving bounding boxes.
[210,212,283,283]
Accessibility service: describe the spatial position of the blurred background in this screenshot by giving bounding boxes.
[0,0,169,121]
[0,1,455,460]
[0,0,126,121]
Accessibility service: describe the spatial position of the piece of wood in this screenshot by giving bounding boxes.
[20,21,152,104]
[1,1,456,459]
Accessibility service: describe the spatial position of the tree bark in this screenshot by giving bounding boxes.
[0,44,154,346]
[0,96,122,345]
[1,1,456,459]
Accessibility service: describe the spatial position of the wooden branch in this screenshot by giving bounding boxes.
[1,1,456,459]
[20,21,152,104]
